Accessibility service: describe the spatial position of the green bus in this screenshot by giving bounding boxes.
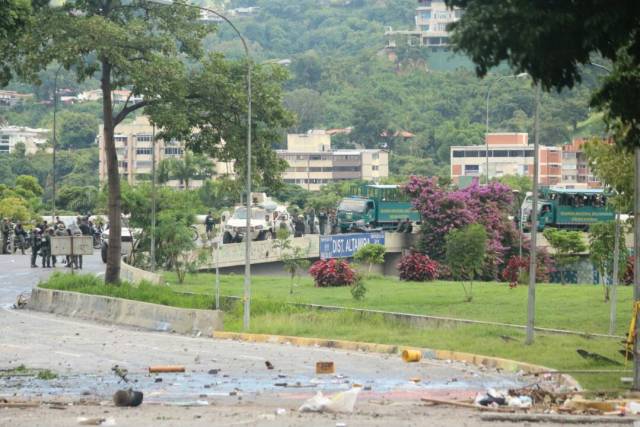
[520,187,614,232]
[336,184,420,233]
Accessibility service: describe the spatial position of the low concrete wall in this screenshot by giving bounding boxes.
[28,287,223,335]
[121,259,163,285]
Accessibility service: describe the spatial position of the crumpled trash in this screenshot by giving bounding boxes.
[474,389,507,407]
[299,387,361,413]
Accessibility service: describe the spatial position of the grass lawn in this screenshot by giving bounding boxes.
[165,272,633,336]
[42,272,631,391]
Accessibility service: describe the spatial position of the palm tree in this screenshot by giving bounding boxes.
[166,151,215,189]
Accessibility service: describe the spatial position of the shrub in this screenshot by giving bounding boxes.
[350,276,367,300]
[398,252,439,282]
[353,243,386,274]
[501,256,528,288]
[309,259,357,287]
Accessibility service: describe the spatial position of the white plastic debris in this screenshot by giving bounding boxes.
[626,401,640,414]
[506,395,532,409]
[299,387,361,413]
[275,408,287,416]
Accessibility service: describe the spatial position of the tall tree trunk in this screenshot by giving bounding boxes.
[101,60,122,284]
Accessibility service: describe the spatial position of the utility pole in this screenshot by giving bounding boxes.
[525,83,541,345]
[150,125,156,272]
[51,65,62,222]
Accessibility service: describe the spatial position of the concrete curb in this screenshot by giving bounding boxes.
[212,331,582,391]
[28,287,223,335]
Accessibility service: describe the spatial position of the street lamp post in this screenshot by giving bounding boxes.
[52,65,63,222]
[485,73,529,184]
[150,0,252,330]
[525,82,542,345]
[589,62,624,338]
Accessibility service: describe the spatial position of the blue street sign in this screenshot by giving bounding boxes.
[319,232,385,259]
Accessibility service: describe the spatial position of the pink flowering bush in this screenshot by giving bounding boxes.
[404,176,516,280]
[398,252,440,282]
[309,259,357,287]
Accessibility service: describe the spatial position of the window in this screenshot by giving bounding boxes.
[164,147,183,156]
[464,165,479,175]
[334,166,361,172]
[493,150,508,157]
[114,135,128,144]
[465,150,479,157]
[524,150,534,157]
[0,144,9,153]
[309,167,323,172]
[136,134,153,142]
[452,150,464,158]
[309,155,322,161]
[0,135,9,143]
[118,161,128,169]
[136,148,152,155]
[372,165,379,171]
[372,153,379,160]
[508,150,524,157]
[421,24,430,31]
[135,161,152,169]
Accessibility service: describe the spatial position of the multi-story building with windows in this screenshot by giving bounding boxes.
[0,125,49,154]
[97,116,233,188]
[385,0,462,51]
[450,133,604,188]
[276,130,389,191]
[560,138,601,188]
[450,133,562,186]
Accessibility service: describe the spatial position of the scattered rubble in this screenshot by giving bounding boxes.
[299,387,361,413]
[148,365,185,374]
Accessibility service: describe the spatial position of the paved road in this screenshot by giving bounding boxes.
[0,252,590,426]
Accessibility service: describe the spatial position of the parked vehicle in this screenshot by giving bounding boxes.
[223,206,274,243]
[100,223,139,263]
[520,187,614,232]
[337,184,420,233]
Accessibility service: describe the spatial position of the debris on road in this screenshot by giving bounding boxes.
[275,408,287,416]
[111,365,129,383]
[265,361,274,370]
[299,387,361,413]
[207,368,220,375]
[316,361,335,374]
[13,292,28,309]
[401,349,421,362]
[77,417,116,426]
[0,400,40,409]
[113,389,143,407]
[148,365,185,374]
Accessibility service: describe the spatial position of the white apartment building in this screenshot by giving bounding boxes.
[97,116,233,188]
[276,130,389,191]
[0,126,49,154]
[385,0,463,50]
